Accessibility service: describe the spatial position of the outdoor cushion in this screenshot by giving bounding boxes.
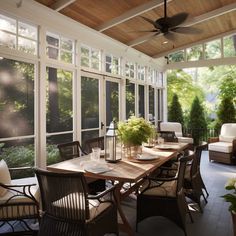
[0,160,11,197]
[52,193,112,221]
[178,136,194,144]
[0,177,39,219]
[140,180,177,197]
[219,135,236,143]
[160,122,182,135]
[208,142,232,153]
[220,123,236,137]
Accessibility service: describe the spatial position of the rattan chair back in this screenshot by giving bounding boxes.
[84,136,104,153]
[57,141,85,161]
[35,169,89,221]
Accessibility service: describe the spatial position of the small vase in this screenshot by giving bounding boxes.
[124,145,142,158]
[232,211,236,236]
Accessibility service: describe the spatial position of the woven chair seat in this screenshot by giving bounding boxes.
[52,193,112,221]
[140,179,177,197]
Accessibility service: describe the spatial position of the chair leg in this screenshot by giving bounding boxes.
[188,207,194,223]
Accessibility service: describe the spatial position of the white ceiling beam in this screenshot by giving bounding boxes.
[153,28,236,58]
[96,0,173,32]
[51,0,76,11]
[127,2,236,47]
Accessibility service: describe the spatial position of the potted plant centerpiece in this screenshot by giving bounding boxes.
[222,178,236,236]
[117,116,154,158]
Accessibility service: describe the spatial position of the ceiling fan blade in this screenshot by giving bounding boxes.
[128,29,159,33]
[167,12,189,27]
[171,27,202,34]
[163,32,177,41]
[140,16,160,28]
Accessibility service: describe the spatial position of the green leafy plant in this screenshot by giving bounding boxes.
[222,178,236,212]
[117,116,154,146]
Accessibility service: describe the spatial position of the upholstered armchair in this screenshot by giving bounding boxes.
[160,122,194,144]
[0,160,39,235]
[208,123,236,164]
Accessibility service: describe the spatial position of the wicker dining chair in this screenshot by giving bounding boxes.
[183,149,207,213]
[57,141,86,161]
[35,169,118,236]
[84,136,104,154]
[195,142,209,198]
[183,142,209,213]
[57,141,105,194]
[136,152,194,236]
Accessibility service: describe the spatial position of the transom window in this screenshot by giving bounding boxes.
[0,14,37,55]
[137,65,145,81]
[125,61,135,79]
[46,32,74,64]
[105,54,120,75]
[81,45,100,70]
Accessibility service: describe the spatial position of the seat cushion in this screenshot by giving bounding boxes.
[0,160,11,197]
[52,193,111,221]
[219,135,236,143]
[208,142,232,153]
[0,177,39,219]
[140,179,177,197]
[178,137,194,144]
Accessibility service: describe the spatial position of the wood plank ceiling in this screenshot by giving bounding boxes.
[34,0,236,58]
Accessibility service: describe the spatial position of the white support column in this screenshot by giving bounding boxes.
[36,25,47,168]
[162,72,168,122]
[76,40,82,142]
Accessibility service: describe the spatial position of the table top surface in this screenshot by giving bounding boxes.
[47,142,188,183]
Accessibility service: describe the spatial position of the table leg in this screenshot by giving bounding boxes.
[113,182,135,236]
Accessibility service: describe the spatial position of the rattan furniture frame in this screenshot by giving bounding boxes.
[35,168,118,236]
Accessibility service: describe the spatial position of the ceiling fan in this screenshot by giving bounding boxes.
[140,0,201,41]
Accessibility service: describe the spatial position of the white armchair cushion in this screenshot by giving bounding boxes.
[178,137,194,144]
[208,142,232,153]
[219,135,236,143]
[160,122,183,136]
[220,123,236,137]
[0,160,11,197]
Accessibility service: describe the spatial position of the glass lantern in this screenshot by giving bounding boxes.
[105,121,122,162]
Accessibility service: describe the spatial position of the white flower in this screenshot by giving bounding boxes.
[225,178,236,189]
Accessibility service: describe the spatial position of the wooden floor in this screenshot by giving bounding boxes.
[119,150,236,236]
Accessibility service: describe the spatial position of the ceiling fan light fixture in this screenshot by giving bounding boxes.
[163,40,168,44]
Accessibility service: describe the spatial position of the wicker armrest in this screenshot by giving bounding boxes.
[0,182,38,203]
[233,139,236,153]
[88,185,116,200]
[208,137,219,143]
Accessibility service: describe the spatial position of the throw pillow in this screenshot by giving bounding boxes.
[0,159,11,196]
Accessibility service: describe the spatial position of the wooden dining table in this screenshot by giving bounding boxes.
[47,142,189,236]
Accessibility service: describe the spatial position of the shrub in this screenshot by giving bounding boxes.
[215,97,236,130]
[168,93,184,125]
[188,96,207,145]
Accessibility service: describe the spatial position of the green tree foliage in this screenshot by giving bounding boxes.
[167,69,205,123]
[218,72,236,104]
[215,97,236,130]
[188,96,207,145]
[168,93,184,124]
